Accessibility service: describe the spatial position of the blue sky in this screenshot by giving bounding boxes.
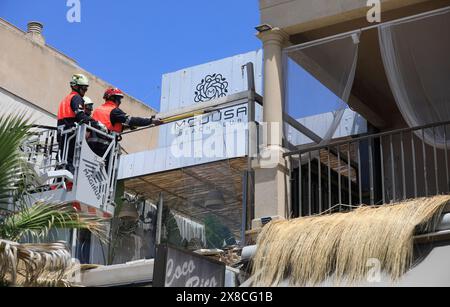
[0,0,261,111]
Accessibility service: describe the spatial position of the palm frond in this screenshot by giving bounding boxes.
[0,239,78,287]
[0,114,35,209]
[0,114,112,286]
[0,202,108,243]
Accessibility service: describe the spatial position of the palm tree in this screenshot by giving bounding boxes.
[0,115,107,287]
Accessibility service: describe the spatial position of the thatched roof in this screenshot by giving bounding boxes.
[124,158,248,237]
[252,195,450,286]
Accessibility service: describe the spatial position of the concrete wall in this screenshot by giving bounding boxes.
[0,86,55,126]
[259,0,432,34]
[0,18,158,153]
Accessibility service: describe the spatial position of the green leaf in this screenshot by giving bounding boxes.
[1,202,108,243]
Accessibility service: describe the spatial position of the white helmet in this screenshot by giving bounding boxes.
[83,96,94,107]
[70,73,89,86]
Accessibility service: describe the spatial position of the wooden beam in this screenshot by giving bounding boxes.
[348,94,387,129]
[137,177,188,201]
[182,168,235,198]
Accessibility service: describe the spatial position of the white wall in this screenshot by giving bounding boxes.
[287,109,367,145]
[0,86,55,126]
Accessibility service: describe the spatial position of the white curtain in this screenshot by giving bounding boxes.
[379,8,450,148]
[284,32,360,146]
[321,34,360,143]
[173,214,206,245]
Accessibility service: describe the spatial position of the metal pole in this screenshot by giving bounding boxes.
[71,229,78,259]
[121,92,251,136]
[245,62,257,159]
[156,193,164,245]
[380,137,386,204]
[239,62,258,246]
[241,171,249,248]
[246,64,256,173]
[445,126,449,193]
[400,132,406,201]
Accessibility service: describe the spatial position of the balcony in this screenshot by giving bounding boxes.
[281,6,450,217]
[285,120,450,217]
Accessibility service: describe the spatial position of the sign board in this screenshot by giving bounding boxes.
[158,49,263,156]
[153,245,225,288]
[118,50,263,180]
[160,49,263,113]
[75,136,111,212]
[72,126,117,216]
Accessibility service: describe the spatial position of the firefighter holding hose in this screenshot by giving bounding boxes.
[89,88,164,157]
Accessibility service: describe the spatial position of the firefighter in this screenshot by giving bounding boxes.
[90,87,163,157]
[83,96,94,116]
[57,74,97,173]
[82,96,109,143]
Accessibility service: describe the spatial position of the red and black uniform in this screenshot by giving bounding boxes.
[89,101,152,158]
[92,101,125,133]
[57,92,95,173]
[57,91,93,128]
[93,101,153,132]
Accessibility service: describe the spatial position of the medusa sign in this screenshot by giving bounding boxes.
[67,0,81,23]
[194,74,229,103]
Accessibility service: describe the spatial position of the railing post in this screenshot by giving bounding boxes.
[400,132,406,201]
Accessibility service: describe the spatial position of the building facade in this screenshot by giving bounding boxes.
[0,18,158,154]
[255,0,450,221]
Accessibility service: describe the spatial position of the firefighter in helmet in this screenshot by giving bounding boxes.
[83,96,94,116]
[57,74,97,173]
[90,87,163,157]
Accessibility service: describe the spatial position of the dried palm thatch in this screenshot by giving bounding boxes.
[0,240,79,287]
[0,203,109,287]
[251,195,450,287]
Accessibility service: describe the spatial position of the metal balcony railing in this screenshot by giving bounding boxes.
[284,120,450,217]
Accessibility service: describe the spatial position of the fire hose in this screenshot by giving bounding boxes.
[121,109,214,136]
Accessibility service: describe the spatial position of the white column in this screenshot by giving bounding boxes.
[258,28,289,146]
[252,28,291,227]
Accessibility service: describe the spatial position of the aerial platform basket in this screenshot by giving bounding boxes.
[22,124,120,218]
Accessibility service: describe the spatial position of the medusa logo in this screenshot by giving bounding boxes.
[194,74,229,103]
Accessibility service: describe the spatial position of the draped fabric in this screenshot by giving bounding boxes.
[379,8,450,148]
[284,32,360,146]
[173,214,206,245]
